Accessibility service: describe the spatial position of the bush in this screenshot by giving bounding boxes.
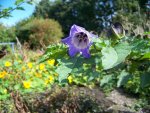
[0,24,16,42]
[16,18,63,49]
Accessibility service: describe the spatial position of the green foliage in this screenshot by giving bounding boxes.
[15,0,24,5]
[101,47,118,70]
[33,0,150,36]
[33,0,115,35]
[0,0,33,18]
[0,31,150,112]
[38,43,67,62]
[117,70,131,87]
[112,0,150,38]
[141,72,150,88]
[114,42,131,65]
[16,18,64,49]
[0,24,16,42]
[39,36,150,98]
[141,52,150,59]
[1,0,150,111]
[56,65,72,82]
[100,75,113,87]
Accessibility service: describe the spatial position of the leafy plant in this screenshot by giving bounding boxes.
[16,18,64,49]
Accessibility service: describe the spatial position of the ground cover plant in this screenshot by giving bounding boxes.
[0,23,150,113]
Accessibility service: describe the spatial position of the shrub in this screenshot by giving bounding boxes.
[0,24,16,42]
[16,18,63,49]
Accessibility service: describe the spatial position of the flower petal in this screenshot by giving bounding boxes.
[62,36,72,45]
[68,46,79,57]
[81,48,91,58]
[70,24,86,37]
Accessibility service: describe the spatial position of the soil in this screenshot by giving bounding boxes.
[1,85,145,113]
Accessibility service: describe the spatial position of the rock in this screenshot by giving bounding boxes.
[106,89,138,113]
[106,105,135,113]
[106,89,137,107]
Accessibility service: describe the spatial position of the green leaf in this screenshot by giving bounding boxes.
[92,38,103,43]
[27,1,33,5]
[16,7,24,10]
[56,65,72,82]
[117,70,131,87]
[38,44,67,63]
[15,0,24,5]
[140,72,150,88]
[141,52,150,59]
[114,42,131,66]
[144,32,150,35]
[100,75,113,87]
[130,39,150,53]
[56,57,78,82]
[101,47,118,70]
[0,94,10,100]
[14,84,21,90]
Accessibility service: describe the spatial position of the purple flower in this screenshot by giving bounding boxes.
[62,24,96,58]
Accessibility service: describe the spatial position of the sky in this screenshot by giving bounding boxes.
[0,0,39,27]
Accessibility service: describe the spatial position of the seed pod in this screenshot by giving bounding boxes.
[111,22,125,39]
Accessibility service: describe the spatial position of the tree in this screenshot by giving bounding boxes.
[33,0,150,37]
[33,0,114,35]
[112,0,150,37]
[16,18,64,49]
[0,24,16,42]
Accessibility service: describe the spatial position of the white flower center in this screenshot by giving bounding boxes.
[72,32,90,49]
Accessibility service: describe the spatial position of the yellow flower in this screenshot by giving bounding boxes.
[54,73,58,76]
[22,66,26,71]
[3,71,7,75]
[68,76,73,84]
[35,72,42,78]
[45,71,49,74]
[27,62,33,68]
[0,71,7,78]
[5,61,12,67]
[39,63,45,71]
[47,59,55,66]
[0,73,5,78]
[48,76,54,83]
[23,81,31,89]
[44,79,49,85]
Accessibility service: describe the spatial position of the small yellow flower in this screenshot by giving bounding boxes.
[68,76,73,84]
[44,79,49,85]
[54,73,58,76]
[23,81,31,89]
[0,71,7,78]
[3,89,7,94]
[27,62,33,68]
[35,72,42,78]
[48,76,54,83]
[0,73,5,78]
[47,59,55,66]
[39,63,45,71]
[45,71,49,74]
[2,71,7,75]
[5,61,12,67]
[22,66,26,71]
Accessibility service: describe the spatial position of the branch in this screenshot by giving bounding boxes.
[0,1,28,18]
